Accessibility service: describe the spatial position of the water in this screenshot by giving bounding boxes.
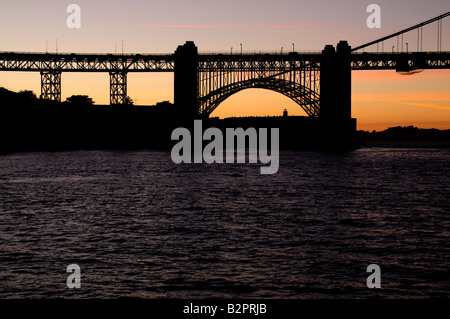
[0,148,449,299]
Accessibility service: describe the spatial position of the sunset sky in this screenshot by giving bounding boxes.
[0,0,449,131]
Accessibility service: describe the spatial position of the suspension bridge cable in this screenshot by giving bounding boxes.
[352,11,450,52]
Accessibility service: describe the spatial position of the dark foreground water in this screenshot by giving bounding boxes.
[0,148,449,299]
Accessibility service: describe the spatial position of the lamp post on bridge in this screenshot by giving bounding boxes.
[231,47,233,55]
[406,43,408,54]
[392,46,395,54]
[55,39,58,54]
[281,47,283,55]
[240,43,242,54]
[292,43,295,53]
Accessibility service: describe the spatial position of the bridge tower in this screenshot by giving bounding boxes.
[174,41,199,119]
[40,70,61,102]
[110,71,127,105]
[319,41,352,120]
[318,41,356,149]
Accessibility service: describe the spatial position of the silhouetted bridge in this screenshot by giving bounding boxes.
[0,11,449,123]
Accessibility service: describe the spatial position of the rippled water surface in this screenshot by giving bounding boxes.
[0,149,449,298]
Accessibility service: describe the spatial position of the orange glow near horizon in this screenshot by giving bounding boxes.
[0,69,449,132]
[1,0,450,132]
[212,69,450,131]
[392,102,450,111]
[351,70,450,131]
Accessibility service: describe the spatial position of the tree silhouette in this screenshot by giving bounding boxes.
[125,96,134,105]
[18,90,37,100]
[65,95,94,105]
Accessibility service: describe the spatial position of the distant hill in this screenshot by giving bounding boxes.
[358,126,450,148]
[0,87,175,154]
[0,87,50,107]
[0,87,23,101]
[1,87,449,152]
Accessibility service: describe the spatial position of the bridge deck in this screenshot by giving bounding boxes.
[0,51,449,72]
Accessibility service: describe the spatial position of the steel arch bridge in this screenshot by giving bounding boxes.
[1,10,450,121]
[196,54,321,117]
[198,76,320,117]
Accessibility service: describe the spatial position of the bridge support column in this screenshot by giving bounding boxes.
[319,41,352,120]
[40,71,61,102]
[174,41,199,119]
[318,41,357,150]
[110,71,127,105]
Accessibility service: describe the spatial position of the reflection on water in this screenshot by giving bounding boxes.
[0,148,449,298]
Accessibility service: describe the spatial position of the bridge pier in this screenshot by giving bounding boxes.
[110,71,127,105]
[40,71,61,102]
[320,41,352,120]
[318,41,357,149]
[174,41,199,119]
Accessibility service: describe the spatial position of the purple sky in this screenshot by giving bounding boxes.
[0,0,449,130]
[1,0,449,53]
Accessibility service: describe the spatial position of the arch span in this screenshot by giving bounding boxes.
[198,77,320,117]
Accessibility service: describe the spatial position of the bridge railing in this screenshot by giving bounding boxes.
[0,51,322,56]
[350,51,450,55]
[198,50,322,55]
[0,51,174,58]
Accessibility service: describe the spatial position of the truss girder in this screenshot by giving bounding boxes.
[351,52,450,70]
[197,57,320,117]
[0,52,449,73]
[110,72,127,105]
[0,53,175,72]
[198,77,320,117]
[40,71,61,102]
